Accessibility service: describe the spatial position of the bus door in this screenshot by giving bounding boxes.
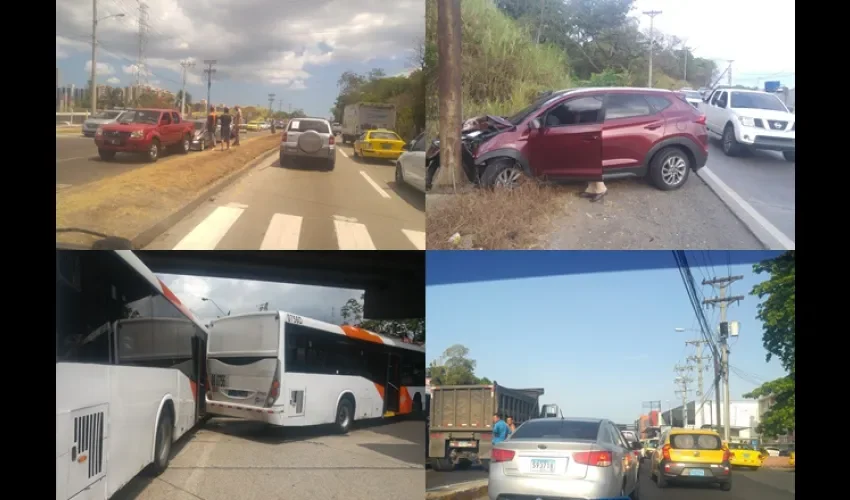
[385,352,401,415]
[191,336,207,417]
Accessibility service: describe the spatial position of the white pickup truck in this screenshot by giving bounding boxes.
[700,88,795,162]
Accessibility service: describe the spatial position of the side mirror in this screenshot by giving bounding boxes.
[529,118,542,130]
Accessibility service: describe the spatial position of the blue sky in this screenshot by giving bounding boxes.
[426,251,787,423]
[56,0,424,118]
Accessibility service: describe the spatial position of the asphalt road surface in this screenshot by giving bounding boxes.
[114,417,425,500]
[56,130,265,190]
[144,142,425,250]
[703,139,795,242]
[427,462,487,489]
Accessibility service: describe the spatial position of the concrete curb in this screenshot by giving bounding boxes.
[426,480,487,500]
[696,167,794,250]
[131,146,279,248]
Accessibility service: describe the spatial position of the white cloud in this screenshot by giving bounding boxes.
[84,60,115,76]
[107,76,121,84]
[56,0,424,88]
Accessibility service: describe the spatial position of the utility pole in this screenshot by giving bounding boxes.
[703,276,744,441]
[643,10,662,88]
[267,93,276,119]
[90,0,98,115]
[686,339,712,429]
[436,0,463,191]
[726,60,734,86]
[535,0,546,44]
[135,1,149,106]
[674,364,693,428]
[204,60,217,111]
[179,60,195,116]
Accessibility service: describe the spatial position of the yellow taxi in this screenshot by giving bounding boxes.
[353,129,406,162]
[724,442,763,469]
[642,438,659,460]
[246,120,262,132]
[789,451,795,467]
[650,428,731,491]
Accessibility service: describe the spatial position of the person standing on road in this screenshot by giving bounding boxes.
[206,106,217,149]
[492,413,509,446]
[580,181,607,202]
[219,107,233,151]
[506,416,516,436]
[233,106,242,146]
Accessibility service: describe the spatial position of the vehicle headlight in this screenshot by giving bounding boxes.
[96,127,103,136]
[130,130,144,138]
[738,116,756,127]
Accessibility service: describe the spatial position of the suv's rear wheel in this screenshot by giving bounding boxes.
[481,159,524,189]
[649,147,690,191]
[783,151,795,162]
[721,124,742,156]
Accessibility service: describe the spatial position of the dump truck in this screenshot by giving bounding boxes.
[427,383,544,471]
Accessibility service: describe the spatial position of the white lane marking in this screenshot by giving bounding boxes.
[333,219,376,250]
[260,213,303,250]
[359,171,391,199]
[339,149,349,158]
[700,167,795,250]
[56,156,90,163]
[401,229,426,250]
[173,205,244,250]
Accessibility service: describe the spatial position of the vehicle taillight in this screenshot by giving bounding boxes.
[661,444,672,461]
[329,135,335,145]
[280,132,287,142]
[723,449,731,462]
[266,360,282,407]
[573,451,612,467]
[491,448,515,463]
[695,114,706,125]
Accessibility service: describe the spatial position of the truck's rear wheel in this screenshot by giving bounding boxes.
[430,458,454,471]
[147,140,160,162]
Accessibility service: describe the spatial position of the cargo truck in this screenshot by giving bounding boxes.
[427,383,543,471]
[341,102,396,144]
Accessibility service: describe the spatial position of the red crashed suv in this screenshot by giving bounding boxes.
[461,87,709,190]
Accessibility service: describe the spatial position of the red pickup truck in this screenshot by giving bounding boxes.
[94,108,195,162]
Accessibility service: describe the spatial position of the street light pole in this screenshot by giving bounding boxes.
[90,0,98,116]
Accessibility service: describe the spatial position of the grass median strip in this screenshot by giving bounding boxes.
[426,181,566,250]
[56,127,83,134]
[56,134,280,247]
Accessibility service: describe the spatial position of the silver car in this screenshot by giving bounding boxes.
[395,132,427,193]
[489,418,641,500]
[83,110,125,137]
[189,119,221,150]
[279,117,336,170]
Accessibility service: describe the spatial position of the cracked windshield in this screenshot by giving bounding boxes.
[425,250,795,500]
[56,0,426,250]
[424,0,795,251]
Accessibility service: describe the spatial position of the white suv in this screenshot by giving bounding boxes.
[701,88,795,162]
[279,117,336,170]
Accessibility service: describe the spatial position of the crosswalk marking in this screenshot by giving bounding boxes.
[401,229,426,250]
[260,213,303,250]
[173,205,245,250]
[333,219,377,250]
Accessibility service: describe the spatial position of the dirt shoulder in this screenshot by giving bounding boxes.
[56,134,280,247]
[426,175,765,250]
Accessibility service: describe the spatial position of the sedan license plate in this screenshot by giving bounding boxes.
[688,468,706,477]
[530,458,556,474]
[109,138,122,145]
[381,143,392,149]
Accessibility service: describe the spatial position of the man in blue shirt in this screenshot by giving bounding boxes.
[492,413,509,445]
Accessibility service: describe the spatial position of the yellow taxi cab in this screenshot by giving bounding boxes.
[353,129,406,162]
[789,451,795,467]
[650,428,731,491]
[642,438,659,460]
[246,120,262,132]
[724,441,763,469]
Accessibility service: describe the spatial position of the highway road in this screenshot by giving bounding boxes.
[454,463,795,500]
[56,129,266,190]
[703,140,795,243]
[144,142,426,250]
[114,417,425,500]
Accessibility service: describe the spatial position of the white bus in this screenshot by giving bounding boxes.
[206,311,426,432]
[56,250,209,500]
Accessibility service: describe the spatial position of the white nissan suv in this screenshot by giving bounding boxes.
[701,88,795,162]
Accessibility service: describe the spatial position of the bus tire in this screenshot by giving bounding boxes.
[147,408,174,476]
[335,397,354,434]
[412,395,423,415]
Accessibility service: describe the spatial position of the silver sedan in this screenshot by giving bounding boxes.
[488,417,641,500]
